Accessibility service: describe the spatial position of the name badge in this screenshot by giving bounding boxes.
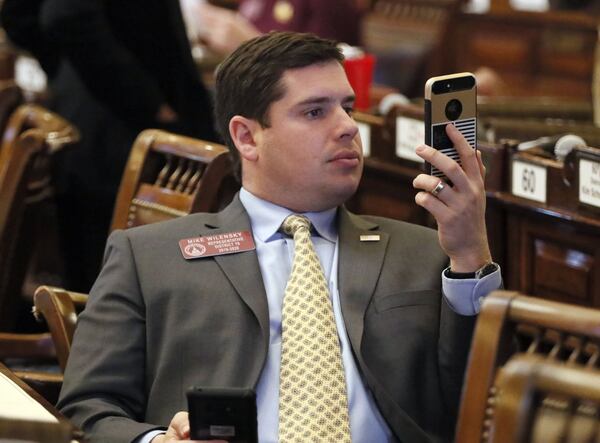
[511,159,547,203]
[179,231,255,259]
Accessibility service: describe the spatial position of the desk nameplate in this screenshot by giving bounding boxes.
[357,121,371,157]
[575,142,600,215]
[395,116,424,163]
[579,158,600,208]
[511,159,547,203]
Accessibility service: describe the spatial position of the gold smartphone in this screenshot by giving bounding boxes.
[424,72,477,180]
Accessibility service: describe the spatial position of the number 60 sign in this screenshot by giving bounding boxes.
[511,160,547,203]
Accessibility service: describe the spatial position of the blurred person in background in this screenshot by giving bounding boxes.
[180,0,362,55]
[1,0,217,292]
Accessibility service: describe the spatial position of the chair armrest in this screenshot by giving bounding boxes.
[0,332,56,360]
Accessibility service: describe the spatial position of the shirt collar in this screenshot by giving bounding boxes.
[239,187,338,243]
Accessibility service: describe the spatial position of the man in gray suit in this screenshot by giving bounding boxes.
[58,32,501,443]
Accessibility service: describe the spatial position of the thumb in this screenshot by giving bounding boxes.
[166,411,191,439]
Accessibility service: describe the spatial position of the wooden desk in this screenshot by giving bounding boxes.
[351,100,600,307]
[449,9,597,100]
[0,362,82,442]
[488,190,600,307]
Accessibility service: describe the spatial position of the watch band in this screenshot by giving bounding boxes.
[475,262,499,279]
[445,262,499,280]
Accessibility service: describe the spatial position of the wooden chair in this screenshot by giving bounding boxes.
[31,286,87,373]
[492,355,600,443]
[0,104,79,331]
[0,288,87,404]
[0,104,78,401]
[455,290,600,442]
[110,129,237,231]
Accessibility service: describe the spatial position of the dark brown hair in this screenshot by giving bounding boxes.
[214,31,344,179]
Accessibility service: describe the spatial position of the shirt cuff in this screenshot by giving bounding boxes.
[134,429,166,443]
[442,265,502,315]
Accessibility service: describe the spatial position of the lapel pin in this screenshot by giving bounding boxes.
[360,234,380,242]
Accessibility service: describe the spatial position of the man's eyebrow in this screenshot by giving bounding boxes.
[294,95,356,107]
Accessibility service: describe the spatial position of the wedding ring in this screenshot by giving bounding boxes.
[430,180,445,197]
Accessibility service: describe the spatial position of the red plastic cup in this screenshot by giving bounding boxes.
[343,54,376,111]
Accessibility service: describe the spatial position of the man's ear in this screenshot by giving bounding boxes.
[229,116,260,162]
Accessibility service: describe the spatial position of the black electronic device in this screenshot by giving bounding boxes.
[187,387,258,443]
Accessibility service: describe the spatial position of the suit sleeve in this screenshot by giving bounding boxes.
[39,0,165,127]
[57,230,163,442]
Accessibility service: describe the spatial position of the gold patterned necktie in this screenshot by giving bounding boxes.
[278,214,352,443]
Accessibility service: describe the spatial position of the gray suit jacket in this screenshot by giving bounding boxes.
[58,196,476,443]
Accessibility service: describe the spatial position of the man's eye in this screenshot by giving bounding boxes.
[306,108,323,118]
[344,107,354,116]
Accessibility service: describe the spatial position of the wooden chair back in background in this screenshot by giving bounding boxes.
[455,289,600,442]
[32,286,87,373]
[0,104,79,331]
[492,355,600,443]
[110,129,238,231]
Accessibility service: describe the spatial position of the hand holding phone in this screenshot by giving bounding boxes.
[424,72,477,181]
[415,73,492,273]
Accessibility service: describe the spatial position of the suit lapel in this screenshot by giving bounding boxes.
[200,196,270,357]
[337,208,388,353]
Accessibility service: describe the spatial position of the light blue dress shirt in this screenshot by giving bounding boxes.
[139,187,501,443]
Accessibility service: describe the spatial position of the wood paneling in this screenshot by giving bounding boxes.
[448,9,598,99]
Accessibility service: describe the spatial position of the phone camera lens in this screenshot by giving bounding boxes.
[445,99,462,121]
[446,83,451,89]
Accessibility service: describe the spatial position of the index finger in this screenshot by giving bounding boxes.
[446,124,480,179]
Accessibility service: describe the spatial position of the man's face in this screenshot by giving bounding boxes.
[243,60,364,212]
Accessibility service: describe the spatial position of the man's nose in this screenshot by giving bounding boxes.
[335,108,359,141]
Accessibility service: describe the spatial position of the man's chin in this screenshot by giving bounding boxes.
[326,181,361,209]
